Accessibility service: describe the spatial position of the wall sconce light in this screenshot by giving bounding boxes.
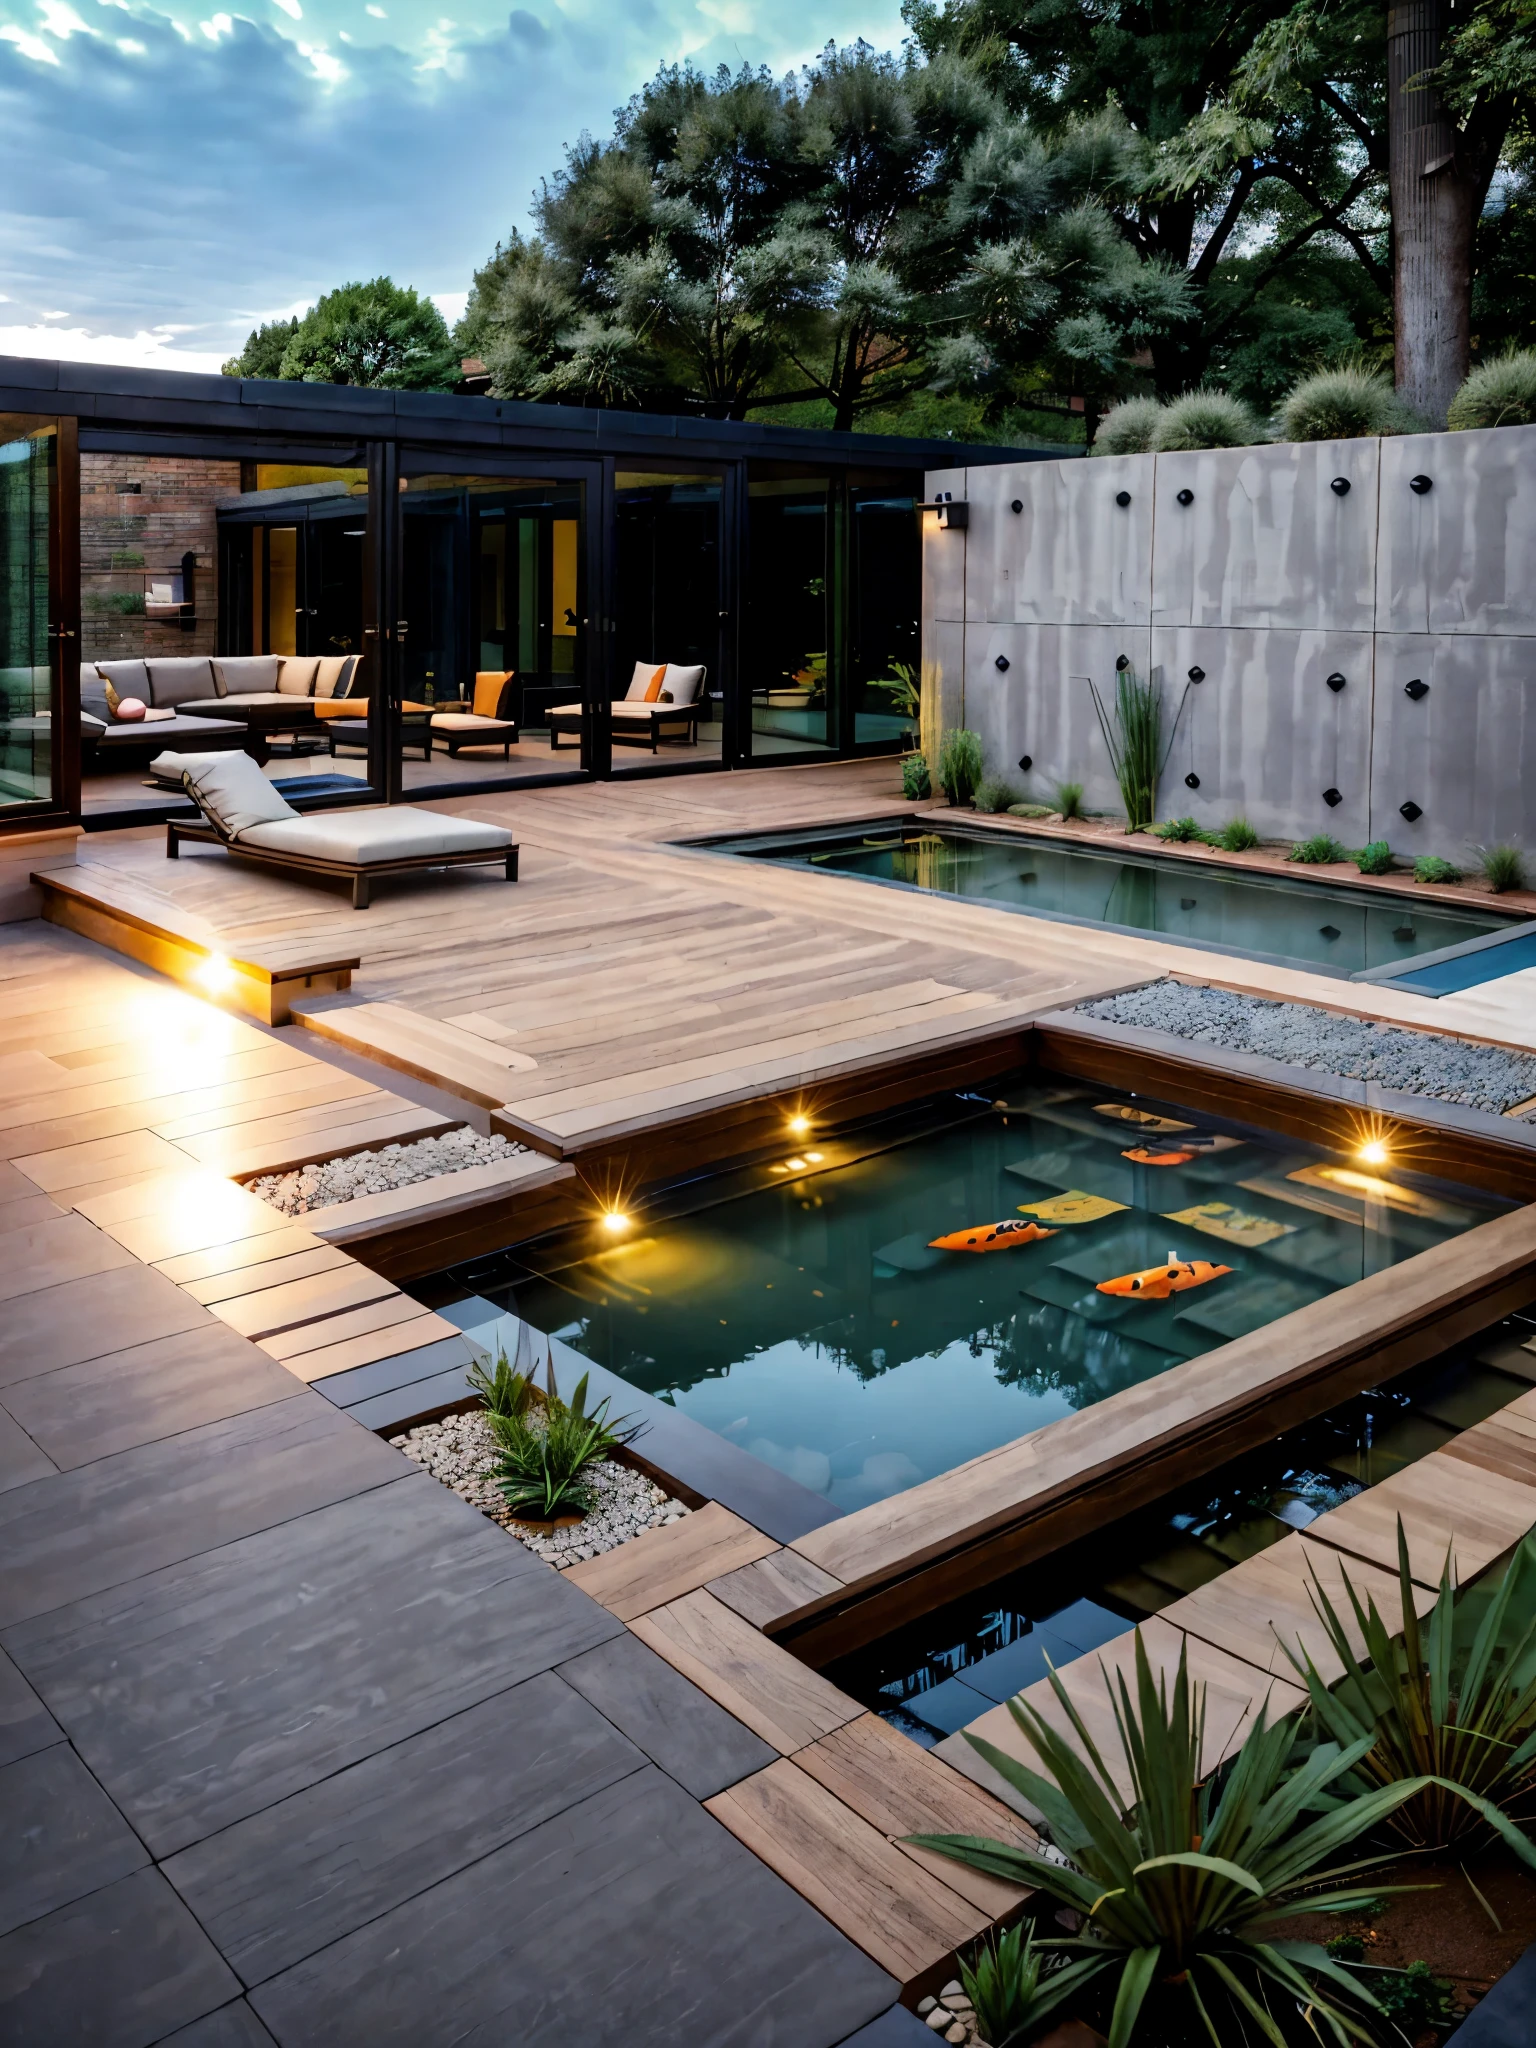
[1185,772,1200,789]
[1319,924,1341,940]
[1330,476,1351,496]
[1187,666,1205,683]
[1115,490,1132,507]
[920,493,968,529]
[1400,800,1423,822]
[1323,788,1343,807]
[1176,488,1194,506]
[995,655,1010,672]
[1410,474,1433,494]
[1018,754,1032,772]
[1326,673,1346,692]
[1010,499,1023,514]
[1404,678,1429,700]
[1115,653,1130,671]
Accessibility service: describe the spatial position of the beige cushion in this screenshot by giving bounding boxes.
[624,659,664,702]
[175,751,298,839]
[277,657,320,697]
[312,655,359,699]
[662,663,706,707]
[144,658,217,710]
[211,655,282,696]
[238,807,512,864]
[431,713,513,732]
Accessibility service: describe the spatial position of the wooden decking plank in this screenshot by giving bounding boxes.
[564,1504,780,1622]
[257,1291,433,1362]
[153,1222,326,1285]
[707,1549,845,1630]
[271,1311,462,1380]
[11,1129,189,1194]
[181,1244,355,1305]
[1305,1446,1536,1586]
[704,1759,986,1986]
[629,1590,863,1755]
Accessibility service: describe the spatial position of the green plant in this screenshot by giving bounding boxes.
[909,1631,1440,2047]
[1374,1959,1458,2032]
[1288,833,1348,864]
[477,1350,640,1522]
[1284,1521,1536,1867]
[1089,666,1161,833]
[959,1920,1096,2048]
[1414,855,1462,885]
[901,752,931,801]
[1153,815,1206,842]
[1008,801,1055,819]
[868,659,920,725]
[1151,388,1262,452]
[938,727,984,807]
[1448,350,1536,431]
[1475,842,1526,893]
[1353,840,1394,876]
[1212,817,1260,852]
[974,774,1019,814]
[1276,366,1417,442]
[1055,780,1085,821]
[1092,396,1163,456]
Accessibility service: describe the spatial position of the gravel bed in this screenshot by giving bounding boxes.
[251,1127,528,1215]
[917,1979,984,2043]
[1078,980,1536,1115]
[390,1408,689,1565]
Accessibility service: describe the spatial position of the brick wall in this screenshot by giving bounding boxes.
[80,453,241,663]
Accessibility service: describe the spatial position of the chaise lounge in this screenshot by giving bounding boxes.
[548,661,706,752]
[160,750,518,908]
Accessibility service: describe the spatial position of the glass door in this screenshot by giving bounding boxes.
[743,469,837,762]
[0,414,76,825]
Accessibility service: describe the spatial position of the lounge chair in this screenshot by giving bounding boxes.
[159,750,517,908]
[548,661,706,752]
[429,672,520,758]
[326,711,433,761]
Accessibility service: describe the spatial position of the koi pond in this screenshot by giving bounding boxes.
[474,1080,1508,1514]
[713,821,1516,978]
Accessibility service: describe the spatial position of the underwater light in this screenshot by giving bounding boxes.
[601,1211,630,1232]
[193,953,236,997]
[1358,1138,1389,1166]
[787,1114,811,1136]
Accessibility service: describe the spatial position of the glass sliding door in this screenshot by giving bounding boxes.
[611,470,723,769]
[849,474,922,751]
[1,415,75,825]
[743,470,836,760]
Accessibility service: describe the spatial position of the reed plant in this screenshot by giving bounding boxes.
[974,773,1019,814]
[1475,842,1526,893]
[938,727,984,807]
[1089,666,1160,833]
[1054,780,1085,820]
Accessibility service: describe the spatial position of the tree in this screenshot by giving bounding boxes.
[222,315,299,379]
[224,280,460,391]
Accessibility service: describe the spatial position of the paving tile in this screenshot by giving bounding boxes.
[0,1408,54,1494]
[0,1192,68,1234]
[557,1630,774,1800]
[0,1645,59,1768]
[0,1212,135,1305]
[164,1671,644,1985]
[834,2008,936,2047]
[0,1261,211,1390]
[251,1766,895,2048]
[1,1326,299,1471]
[0,1743,148,1936]
[0,1865,239,2048]
[0,1393,403,1631]
[9,1474,619,1857]
[154,2001,280,2048]
[304,1333,481,1408]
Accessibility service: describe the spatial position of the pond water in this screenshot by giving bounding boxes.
[490,1081,1506,1515]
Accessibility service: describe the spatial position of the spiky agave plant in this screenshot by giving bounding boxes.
[909,1632,1443,2047]
[1284,1521,1536,1868]
[477,1350,641,1522]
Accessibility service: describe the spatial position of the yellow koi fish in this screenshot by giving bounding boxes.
[929,1219,1058,1254]
[1096,1258,1233,1299]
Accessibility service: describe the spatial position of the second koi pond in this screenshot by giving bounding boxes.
[476,1080,1508,1513]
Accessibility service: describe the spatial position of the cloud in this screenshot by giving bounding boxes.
[0,0,907,368]
[0,322,229,370]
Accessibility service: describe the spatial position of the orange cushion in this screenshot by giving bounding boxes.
[473,671,513,719]
[642,665,667,703]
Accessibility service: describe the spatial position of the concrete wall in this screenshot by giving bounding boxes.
[924,424,1536,855]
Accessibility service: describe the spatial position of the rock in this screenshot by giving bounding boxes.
[916,1998,937,2017]
[940,1982,964,2002]
[945,2027,967,2046]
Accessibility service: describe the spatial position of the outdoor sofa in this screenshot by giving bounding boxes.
[160,749,518,908]
[89,654,361,763]
[548,661,706,752]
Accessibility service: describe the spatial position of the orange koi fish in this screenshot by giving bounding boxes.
[1096,1258,1232,1299]
[928,1219,1058,1254]
[1122,1146,1198,1166]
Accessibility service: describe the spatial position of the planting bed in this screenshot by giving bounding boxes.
[251,1126,528,1214]
[391,1407,690,1566]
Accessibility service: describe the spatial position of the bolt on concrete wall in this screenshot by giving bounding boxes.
[924,424,1536,858]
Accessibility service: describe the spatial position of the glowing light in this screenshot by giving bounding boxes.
[805,1150,824,1163]
[785,1157,807,1171]
[602,1211,629,1233]
[787,1115,810,1135]
[193,953,236,997]
[1358,1139,1389,1165]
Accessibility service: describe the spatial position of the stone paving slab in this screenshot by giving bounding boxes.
[556,1631,776,1801]
[0,1645,59,1769]
[0,1743,147,1937]
[0,1261,211,1388]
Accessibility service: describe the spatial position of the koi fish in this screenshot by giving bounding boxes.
[1122,1146,1198,1166]
[1096,1259,1233,1299]
[928,1219,1058,1253]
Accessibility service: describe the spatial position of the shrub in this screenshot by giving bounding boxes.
[1151,388,1262,452]
[901,752,931,801]
[938,728,984,807]
[1475,842,1526,892]
[1054,779,1085,820]
[1285,1519,1536,1866]
[1354,839,1394,875]
[1089,665,1160,832]
[959,1921,1094,2048]
[1007,801,1054,819]
[1091,395,1162,456]
[1211,816,1260,852]
[910,1631,1438,2044]
[1153,815,1205,842]
[476,1350,639,1522]
[1277,365,1417,442]
[1374,1960,1459,2032]
[974,774,1019,814]
[1448,350,1536,431]
[1415,854,1462,884]
[1288,832,1347,864]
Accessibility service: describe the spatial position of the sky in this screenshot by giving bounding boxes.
[0,0,906,373]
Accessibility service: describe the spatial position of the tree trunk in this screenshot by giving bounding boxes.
[1388,0,1478,425]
